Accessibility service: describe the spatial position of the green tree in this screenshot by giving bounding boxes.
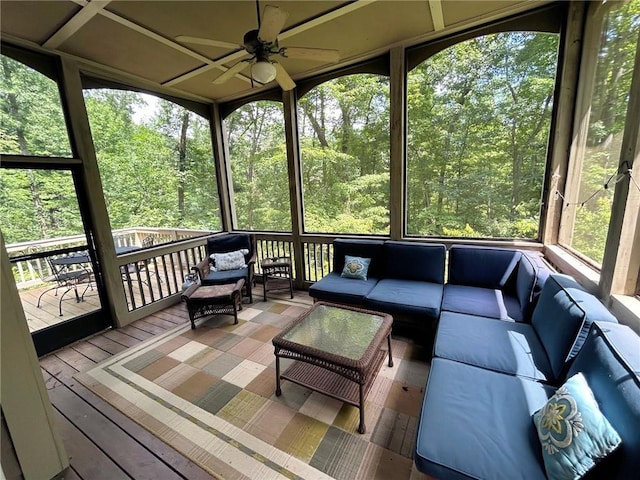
[298,74,390,234]
[407,32,559,239]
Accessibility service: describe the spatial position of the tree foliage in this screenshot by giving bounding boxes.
[298,74,390,234]
[11,24,632,251]
[225,101,291,231]
[407,32,559,239]
[0,63,223,244]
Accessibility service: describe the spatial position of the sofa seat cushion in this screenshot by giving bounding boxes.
[202,267,249,285]
[415,358,553,480]
[364,279,443,320]
[308,272,378,305]
[434,311,554,381]
[442,284,522,321]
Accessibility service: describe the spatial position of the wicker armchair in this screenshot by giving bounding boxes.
[192,233,257,303]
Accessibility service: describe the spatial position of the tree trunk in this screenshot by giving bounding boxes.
[300,99,329,148]
[177,110,190,222]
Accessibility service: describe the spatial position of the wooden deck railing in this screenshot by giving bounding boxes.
[7,228,348,321]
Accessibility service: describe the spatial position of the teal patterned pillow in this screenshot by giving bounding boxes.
[533,372,621,480]
[341,255,371,280]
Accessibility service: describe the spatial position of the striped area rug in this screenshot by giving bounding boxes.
[76,294,432,480]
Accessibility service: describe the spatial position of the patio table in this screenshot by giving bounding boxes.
[272,302,393,433]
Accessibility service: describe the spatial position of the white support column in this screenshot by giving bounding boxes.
[1,234,69,479]
[58,57,130,326]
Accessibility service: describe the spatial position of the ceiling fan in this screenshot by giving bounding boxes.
[176,1,340,91]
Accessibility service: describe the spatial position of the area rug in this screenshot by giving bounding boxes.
[76,295,431,480]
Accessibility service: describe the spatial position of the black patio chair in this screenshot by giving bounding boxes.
[37,255,93,316]
[191,233,257,303]
[120,236,158,285]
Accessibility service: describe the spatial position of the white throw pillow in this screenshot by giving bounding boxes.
[211,249,248,271]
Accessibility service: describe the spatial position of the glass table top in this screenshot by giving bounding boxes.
[281,304,385,360]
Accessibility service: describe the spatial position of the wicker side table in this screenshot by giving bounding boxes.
[181,278,244,329]
[261,256,293,301]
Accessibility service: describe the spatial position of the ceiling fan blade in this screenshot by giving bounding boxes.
[258,5,289,43]
[280,47,340,63]
[213,61,249,85]
[274,63,296,91]
[175,35,240,50]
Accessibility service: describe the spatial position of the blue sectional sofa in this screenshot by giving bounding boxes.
[308,238,639,479]
[308,239,550,330]
[309,239,447,328]
[416,274,640,479]
[442,244,550,322]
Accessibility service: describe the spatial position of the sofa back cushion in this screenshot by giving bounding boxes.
[522,253,551,317]
[447,245,521,289]
[567,322,640,479]
[332,239,385,279]
[532,274,617,380]
[382,241,445,283]
[515,253,537,320]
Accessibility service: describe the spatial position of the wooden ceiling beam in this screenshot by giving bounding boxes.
[43,0,111,49]
[428,0,446,31]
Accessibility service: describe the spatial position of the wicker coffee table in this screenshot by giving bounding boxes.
[272,302,393,433]
[181,278,244,329]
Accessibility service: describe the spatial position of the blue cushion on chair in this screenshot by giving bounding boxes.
[532,275,617,380]
[203,267,249,284]
[332,239,384,278]
[515,253,537,320]
[207,234,253,263]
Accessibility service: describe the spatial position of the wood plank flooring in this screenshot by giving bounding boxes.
[39,287,303,480]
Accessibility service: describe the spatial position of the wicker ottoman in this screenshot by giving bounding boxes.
[181,278,244,329]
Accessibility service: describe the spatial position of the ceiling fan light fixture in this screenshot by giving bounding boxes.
[251,60,276,84]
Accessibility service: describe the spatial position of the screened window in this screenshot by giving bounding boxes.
[84,89,222,243]
[0,169,83,244]
[1,55,72,157]
[561,0,639,266]
[298,74,390,234]
[406,32,559,239]
[225,101,291,231]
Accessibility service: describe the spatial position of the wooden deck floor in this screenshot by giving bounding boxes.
[39,287,312,480]
[20,271,174,333]
[21,284,102,333]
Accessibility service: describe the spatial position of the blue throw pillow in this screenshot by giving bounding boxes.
[533,372,621,480]
[341,255,371,280]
